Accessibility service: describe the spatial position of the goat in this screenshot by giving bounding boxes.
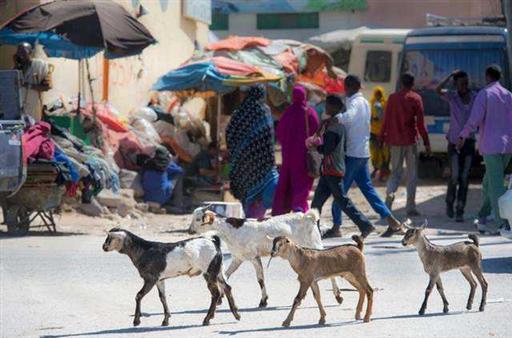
[188,207,343,308]
[401,219,488,315]
[269,235,373,327]
[102,228,240,327]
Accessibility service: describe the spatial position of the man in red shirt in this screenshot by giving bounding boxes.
[380,73,431,217]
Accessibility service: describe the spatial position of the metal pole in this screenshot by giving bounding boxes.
[503,0,512,82]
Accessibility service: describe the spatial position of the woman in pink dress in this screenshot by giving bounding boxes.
[272,85,320,215]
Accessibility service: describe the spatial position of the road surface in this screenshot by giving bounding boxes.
[1,231,511,337]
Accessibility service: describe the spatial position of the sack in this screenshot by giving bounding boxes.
[305,110,321,178]
[498,178,512,225]
[306,149,322,178]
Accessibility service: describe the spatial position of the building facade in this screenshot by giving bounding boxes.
[211,0,503,41]
[0,0,211,114]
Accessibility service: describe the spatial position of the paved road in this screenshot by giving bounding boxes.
[1,232,511,337]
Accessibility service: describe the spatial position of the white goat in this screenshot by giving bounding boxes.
[188,207,343,307]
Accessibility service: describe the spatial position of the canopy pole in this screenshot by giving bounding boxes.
[76,59,81,115]
[217,94,222,185]
[102,57,109,101]
[85,58,96,121]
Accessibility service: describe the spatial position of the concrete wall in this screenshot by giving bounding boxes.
[0,0,210,115]
[214,0,503,41]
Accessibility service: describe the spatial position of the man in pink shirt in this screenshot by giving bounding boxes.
[457,65,512,237]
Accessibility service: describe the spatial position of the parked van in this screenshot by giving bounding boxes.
[348,29,410,99]
[399,26,510,154]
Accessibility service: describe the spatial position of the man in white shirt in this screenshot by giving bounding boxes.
[324,75,404,238]
[14,42,52,121]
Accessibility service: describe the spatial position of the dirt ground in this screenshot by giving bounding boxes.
[0,179,485,240]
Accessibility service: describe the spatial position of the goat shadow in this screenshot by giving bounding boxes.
[482,256,512,274]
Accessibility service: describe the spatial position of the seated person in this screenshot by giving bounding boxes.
[186,142,219,188]
[139,147,188,214]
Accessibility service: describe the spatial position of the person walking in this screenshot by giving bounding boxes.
[369,86,390,181]
[308,94,375,239]
[272,85,320,215]
[436,70,476,222]
[326,76,404,238]
[380,72,431,216]
[226,85,279,219]
[457,65,512,236]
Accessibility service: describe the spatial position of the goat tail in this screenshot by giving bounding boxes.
[212,235,222,251]
[304,208,320,223]
[468,234,479,247]
[352,235,364,251]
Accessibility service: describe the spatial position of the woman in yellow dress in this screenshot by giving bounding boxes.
[369,86,390,181]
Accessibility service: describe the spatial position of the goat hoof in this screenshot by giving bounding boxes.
[202,319,210,326]
[443,307,449,314]
[133,319,141,327]
[258,299,268,308]
[234,312,241,321]
[335,295,344,305]
[479,306,485,312]
[282,321,291,327]
[318,318,326,325]
[466,304,472,310]
[363,317,371,323]
[418,309,425,316]
[161,320,169,327]
[355,314,361,321]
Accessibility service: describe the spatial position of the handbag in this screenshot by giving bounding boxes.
[305,110,322,178]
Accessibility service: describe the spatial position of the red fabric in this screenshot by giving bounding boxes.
[83,103,128,133]
[211,56,262,76]
[207,36,270,51]
[22,121,55,164]
[296,70,344,94]
[380,89,430,146]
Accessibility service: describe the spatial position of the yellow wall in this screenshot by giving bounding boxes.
[0,0,210,115]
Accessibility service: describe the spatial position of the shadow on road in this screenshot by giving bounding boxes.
[482,257,512,274]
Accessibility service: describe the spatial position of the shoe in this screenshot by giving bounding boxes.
[500,224,512,240]
[455,213,464,223]
[322,228,342,239]
[446,204,454,219]
[380,226,406,238]
[361,225,376,239]
[406,209,421,217]
[385,194,395,210]
[477,223,500,236]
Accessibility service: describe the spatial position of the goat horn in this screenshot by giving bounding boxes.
[403,218,413,229]
[421,219,428,229]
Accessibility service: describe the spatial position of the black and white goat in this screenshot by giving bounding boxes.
[102,228,240,327]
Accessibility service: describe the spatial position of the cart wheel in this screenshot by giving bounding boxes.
[6,206,30,236]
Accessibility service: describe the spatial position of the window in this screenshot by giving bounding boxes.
[210,13,229,31]
[257,13,319,30]
[364,51,392,82]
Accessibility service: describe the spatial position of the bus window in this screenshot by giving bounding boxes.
[364,50,392,82]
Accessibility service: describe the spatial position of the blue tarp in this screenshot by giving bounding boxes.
[0,28,101,60]
[152,61,233,93]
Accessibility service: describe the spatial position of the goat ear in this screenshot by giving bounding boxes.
[420,219,428,229]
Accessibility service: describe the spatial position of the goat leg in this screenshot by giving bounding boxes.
[419,276,437,315]
[330,278,343,304]
[311,281,326,325]
[218,257,243,305]
[460,268,477,310]
[252,257,269,307]
[435,278,449,313]
[156,281,171,326]
[471,265,488,312]
[344,273,363,320]
[203,275,221,325]
[133,279,156,326]
[218,274,241,321]
[282,282,309,327]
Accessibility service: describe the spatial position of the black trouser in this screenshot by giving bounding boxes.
[446,140,475,214]
[311,175,373,232]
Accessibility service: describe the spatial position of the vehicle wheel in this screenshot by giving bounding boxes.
[6,206,30,236]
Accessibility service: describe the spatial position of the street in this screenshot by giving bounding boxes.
[1,230,511,337]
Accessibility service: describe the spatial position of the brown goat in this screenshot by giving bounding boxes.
[401,220,488,315]
[269,235,373,327]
